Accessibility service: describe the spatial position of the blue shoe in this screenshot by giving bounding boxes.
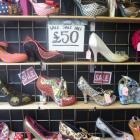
[118,76,140,104]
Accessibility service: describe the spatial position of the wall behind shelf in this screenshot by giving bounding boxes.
[0,0,140,138]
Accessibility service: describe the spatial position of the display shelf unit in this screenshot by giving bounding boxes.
[0,15,140,23]
[1,101,140,110]
[1,61,140,66]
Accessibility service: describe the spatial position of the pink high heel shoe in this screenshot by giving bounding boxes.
[20,0,29,15]
[28,0,59,16]
[24,116,62,140]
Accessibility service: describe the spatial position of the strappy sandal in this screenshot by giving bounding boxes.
[0,80,32,106]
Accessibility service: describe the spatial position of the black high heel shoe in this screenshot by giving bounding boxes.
[0,80,32,106]
[23,36,64,62]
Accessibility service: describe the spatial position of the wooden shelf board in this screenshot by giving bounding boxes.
[0,101,140,110]
[0,61,140,66]
[24,138,113,140]
[0,15,139,23]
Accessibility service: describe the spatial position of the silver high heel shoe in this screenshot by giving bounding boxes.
[73,0,108,16]
[96,117,134,140]
[77,76,116,106]
[89,32,129,62]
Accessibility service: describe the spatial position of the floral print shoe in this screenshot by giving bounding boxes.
[118,75,140,104]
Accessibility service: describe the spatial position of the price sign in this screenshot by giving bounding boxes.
[18,66,38,86]
[48,24,85,52]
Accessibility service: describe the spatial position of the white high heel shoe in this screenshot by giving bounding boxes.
[89,32,129,62]
[96,117,134,140]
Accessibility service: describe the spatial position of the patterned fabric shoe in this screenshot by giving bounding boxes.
[0,122,9,140]
[118,76,140,104]
[73,0,108,16]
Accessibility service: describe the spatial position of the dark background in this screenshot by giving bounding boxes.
[0,0,140,138]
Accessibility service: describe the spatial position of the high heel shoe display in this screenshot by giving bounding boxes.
[118,75,140,105]
[23,36,63,62]
[24,116,62,140]
[89,32,129,62]
[117,0,140,17]
[59,121,101,140]
[73,0,108,16]
[28,0,59,16]
[36,75,76,106]
[129,116,140,140]
[96,117,134,140]
[77,76,116,106]
[0,46,28,63]
[0,79,32,106]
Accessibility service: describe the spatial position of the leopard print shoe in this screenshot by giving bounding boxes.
[59,121,101,140]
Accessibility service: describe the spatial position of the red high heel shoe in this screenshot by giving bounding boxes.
[0,47,28,63]
[36,75,77,106]
[24,116,62,140]
[28,0,59,16]
[23,36,63,62]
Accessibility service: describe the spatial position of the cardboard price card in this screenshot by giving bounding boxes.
[48,24,85,52]
[18,66,38,86]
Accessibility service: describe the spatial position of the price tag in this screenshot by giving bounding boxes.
[18,66,38,86]
[86,49,91,60]
[137,42,140,51]
[48,24,85,52]
[122,87,128,96]
[104,93,112,104]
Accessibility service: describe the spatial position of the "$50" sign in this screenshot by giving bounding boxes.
[48,24,85,52]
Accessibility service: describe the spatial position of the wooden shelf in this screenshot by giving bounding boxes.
[24,138,113,140]
[1,101,140,110]
[0,15,140,23]
[1,61,140,66]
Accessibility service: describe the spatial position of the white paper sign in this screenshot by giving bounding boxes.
[48,24,85,52]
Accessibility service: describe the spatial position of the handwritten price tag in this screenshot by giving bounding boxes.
[48,24,85,52]
[18,66,38,86]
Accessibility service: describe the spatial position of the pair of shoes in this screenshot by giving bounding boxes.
[59,121,101,140]
[129,116,140,140]
[23,36,63,62]
[96,117,134,140]
[77,76,116,106]
[29,0,60,16]
[118,75,140,105]
[0,122,9,140]
[117,0,140,17]
[0,79,32,106]
[89,32,129,62]
[73,0,108,16]
[36,74,77,106]
[24,116,62,140]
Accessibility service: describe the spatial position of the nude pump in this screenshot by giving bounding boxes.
[89,32,129,62]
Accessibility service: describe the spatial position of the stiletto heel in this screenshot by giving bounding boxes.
[89,32,129,62]
[77,76,116,106]
[25,128,32,140]
[96,117,134,140]
[83,92,87,103]
[100,129,105,138]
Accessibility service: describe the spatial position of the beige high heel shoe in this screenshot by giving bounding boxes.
[89,32,129,62]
